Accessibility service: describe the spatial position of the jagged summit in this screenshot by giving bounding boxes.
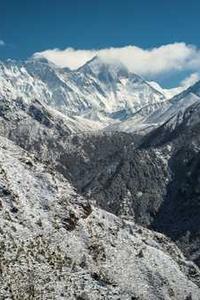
[77,55,130,78]
[29,56,53,65]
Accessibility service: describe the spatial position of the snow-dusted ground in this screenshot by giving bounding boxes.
[0,136,200,299]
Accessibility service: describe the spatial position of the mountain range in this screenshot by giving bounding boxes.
[1,56,200,132]
[0,56,200,299]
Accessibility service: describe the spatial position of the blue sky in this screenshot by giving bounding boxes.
[1,0,200,87]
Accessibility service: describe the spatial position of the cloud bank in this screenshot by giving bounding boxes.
[33,43,200,79]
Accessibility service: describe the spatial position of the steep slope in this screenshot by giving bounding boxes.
[135,101,200,266]
[1,136,199,299]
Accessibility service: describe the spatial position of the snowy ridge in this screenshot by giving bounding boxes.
[148,83,200,124]
[110,80,200,133]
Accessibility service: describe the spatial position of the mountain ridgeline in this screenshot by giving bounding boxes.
[0,56,200,299]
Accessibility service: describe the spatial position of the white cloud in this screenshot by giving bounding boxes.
[33,43,200,81]
[179,72,200,89]
[155,73,200,99]
[33,47,96,70]
[0,40,5,46]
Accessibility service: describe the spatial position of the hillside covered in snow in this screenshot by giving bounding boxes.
[1,56,200,299]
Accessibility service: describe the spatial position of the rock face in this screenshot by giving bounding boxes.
[0,136,200,299]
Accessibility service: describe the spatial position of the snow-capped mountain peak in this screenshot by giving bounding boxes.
[0,56,166,123]
[77,55,130,79]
